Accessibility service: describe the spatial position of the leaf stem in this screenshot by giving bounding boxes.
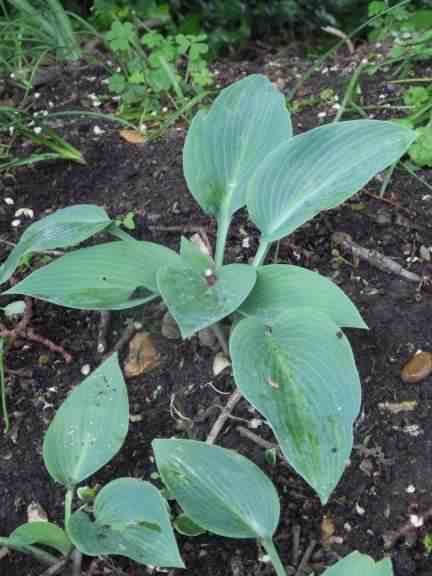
[0,537,59,565]
[253,240,271,267]
[210,322,229,356]
[215,210,231,268]
[64,488,74,529]
[261,538,288,576]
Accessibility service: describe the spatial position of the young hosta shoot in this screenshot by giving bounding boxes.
[1,74,416,504]
[0,354,183,569]
[153,439,394,576]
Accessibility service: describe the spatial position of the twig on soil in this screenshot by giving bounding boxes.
[292,524,301,567]
[383,505,432,549]
[321,26,354,54]
[26,330,73,363]
[363,190,416,217]
[0,298,72,363]
[206,388,242,444]
[87,558,101,576]
[237,425,277,451]
[294,539,317,576]
[96,311,111,354]
[39,557,68,576]
[332,232,427,285]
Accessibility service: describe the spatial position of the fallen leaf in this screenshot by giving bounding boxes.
[119,129,146,144]
[401,351,432,384]
[124,332,160,378]
[320,516,335,544]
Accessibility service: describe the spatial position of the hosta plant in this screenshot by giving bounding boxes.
[0,354,184,570]
[0,74,416,504]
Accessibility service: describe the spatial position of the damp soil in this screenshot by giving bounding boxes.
[1,40,432,576]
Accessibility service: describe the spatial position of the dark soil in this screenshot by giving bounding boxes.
[1,40,432,576]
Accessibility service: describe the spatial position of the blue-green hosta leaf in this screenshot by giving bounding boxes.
[173,514,206,537]
[0,205,111,285]
[238,265,367,329]
[43,354,128,487]
[230,310,361,504]
[157,262,256,338]
[183,74,292,220]
[4,241,181,310]
[67,478,184,568]
[247,120,416,242]
[323,552,393,576]
[153,439,280,540]
[9,522,72,556]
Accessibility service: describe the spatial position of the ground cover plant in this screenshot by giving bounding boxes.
[104,20,212,121]
[0,74,414,504]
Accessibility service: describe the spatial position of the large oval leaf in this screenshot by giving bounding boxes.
[247,120,416,242]
[67,478,184,568]
[0,205,111,285]
[238,265,367,329]
[157,262,256,338]
[323,552,393,576]
[4,241,181,310]
[230,310,361,504]
[43,354,128,487]
[183,74,292,220]
[153,439,280,540]
[9,522,72,556]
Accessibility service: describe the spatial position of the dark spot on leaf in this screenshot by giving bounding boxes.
[336,330,343,339]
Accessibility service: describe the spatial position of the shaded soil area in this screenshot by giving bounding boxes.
[1,41,432,575]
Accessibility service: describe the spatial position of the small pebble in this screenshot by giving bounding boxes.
[81,364,91,376]
[401,351,432,384]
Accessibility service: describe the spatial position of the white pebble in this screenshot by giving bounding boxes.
[15,208,34,218]
[80,364,91,376]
